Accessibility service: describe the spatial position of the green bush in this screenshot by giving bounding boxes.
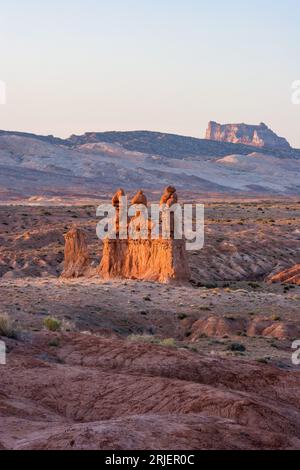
[43,317,61,332]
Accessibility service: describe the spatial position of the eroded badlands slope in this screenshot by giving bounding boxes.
[1,332,300,450]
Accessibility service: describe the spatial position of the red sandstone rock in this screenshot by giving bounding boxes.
[99,187,190,283]
[247,317,272,337]
[190,316,247,340]
[160,186,178,207]
[99,238,190,283]
[268,264,300,285]
[112,187,125,209]
[131,189,147,206]
[61,227,91,278]
[262,322,300,340]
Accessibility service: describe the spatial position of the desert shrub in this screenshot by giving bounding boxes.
[48,338,60,347]
[186,345,198,353]
[0,314,18,338]
[248,282,260,289]
[227,342,246,352]
[128,335,177,348]
[128,334,158,344]
[160,338,177,348]
[256,357,269,364]
[177,313,187,320]
[203,283,218,289]
[271,314,281,321]
[43,316,61,332]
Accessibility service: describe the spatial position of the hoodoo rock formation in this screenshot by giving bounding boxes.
[205,121,291,150]
[131,189,148,206]
[129,189,152,237]
[269,264,300,285]
[99,187,190,283]
[61,187,190,283]
[159,186,178,207]
[111,187,126,236]
[61,227,91,278]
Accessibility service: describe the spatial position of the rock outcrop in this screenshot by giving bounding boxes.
[159,186,178,207]
[61,227,91,278]
[131,189,147,206]
[99,238,190,283]
[205,121,291,150]
[190,315,300,341]
[99,187,190,283]
[268,264,300,285]
[60,188,190,283]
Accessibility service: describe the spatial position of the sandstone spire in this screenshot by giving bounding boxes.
[160,186,178,207]
[111,187,126,237]
[61,227,91,278]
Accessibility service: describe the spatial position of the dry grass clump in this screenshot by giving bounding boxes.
[128,334,177,348]
[43,316,62,332]
[0,314,18,338]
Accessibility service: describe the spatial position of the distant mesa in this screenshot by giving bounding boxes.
[205,121,291,150]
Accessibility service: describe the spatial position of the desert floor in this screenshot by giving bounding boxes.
[1,200,300,449]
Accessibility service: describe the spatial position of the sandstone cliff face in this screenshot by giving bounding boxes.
[99,238,190,283]
[205,121,291,150]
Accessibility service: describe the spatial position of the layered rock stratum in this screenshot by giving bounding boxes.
[99,238,190,283]
[269,263,300,285]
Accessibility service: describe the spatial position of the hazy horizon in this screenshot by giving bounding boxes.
[1,0,300,145]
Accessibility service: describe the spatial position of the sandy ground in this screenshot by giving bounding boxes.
[1,277,299,365]
[1,200,300,449]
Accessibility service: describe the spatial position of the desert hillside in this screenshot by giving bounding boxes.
[1,128,300,202]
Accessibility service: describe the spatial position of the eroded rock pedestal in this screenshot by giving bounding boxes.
[99,186,190,283]
[61,227,91,278]
[61,187,191,283]
[99,238,190,283]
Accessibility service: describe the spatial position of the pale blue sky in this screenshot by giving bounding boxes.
[1,0,300,145]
